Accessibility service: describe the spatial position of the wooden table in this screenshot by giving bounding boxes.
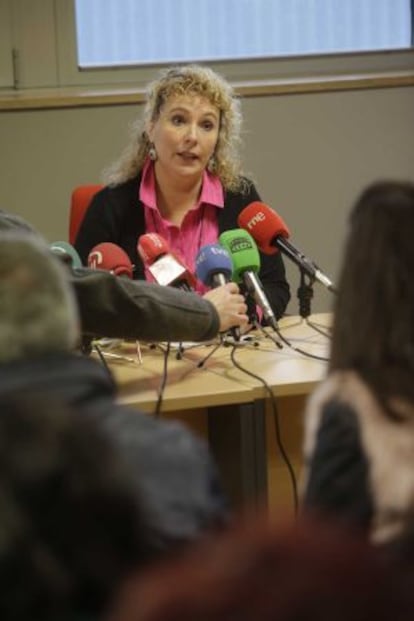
[105,313,331,514]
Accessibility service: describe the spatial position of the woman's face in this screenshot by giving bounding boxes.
[148,93,220,182]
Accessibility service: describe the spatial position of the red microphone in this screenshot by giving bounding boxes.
[238,202,336,293]
[137,233,170,265]
[238,202,289,255]
[137,233,196,291]
[87,242,133,278]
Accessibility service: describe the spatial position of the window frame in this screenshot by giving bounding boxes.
[1,0,413,92]
[0,0,14,88]
[55,0,414,89]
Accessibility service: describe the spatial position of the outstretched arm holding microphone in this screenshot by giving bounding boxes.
[137,234,248,336]
[80,237,248,341]
[74,266,248,342]
[0,209,247,343]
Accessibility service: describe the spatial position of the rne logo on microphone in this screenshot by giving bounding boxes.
[229,237,253,253]
[88,251,103,269]
[246,212,265,229]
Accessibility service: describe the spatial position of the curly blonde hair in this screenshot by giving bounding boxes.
[103,65,248,192]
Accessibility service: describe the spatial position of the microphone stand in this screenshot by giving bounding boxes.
[80,334,94,356]
[176,342,184,360]
[197,338,224,368]
[296,268,314,319]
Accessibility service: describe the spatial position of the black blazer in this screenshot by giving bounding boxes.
[74,175,290,319]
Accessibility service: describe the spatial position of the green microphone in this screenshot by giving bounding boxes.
[219,228,278,331]
[219,229,260,283]
[50,241,83,269]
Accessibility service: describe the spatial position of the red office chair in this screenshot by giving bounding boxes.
[69,184,103,245]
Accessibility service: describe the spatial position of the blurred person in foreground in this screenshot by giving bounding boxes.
[106,514,412,621]
[302,180,414,550]
[0,392,153,621]
[74,64,290,323]
[0,230,230,553]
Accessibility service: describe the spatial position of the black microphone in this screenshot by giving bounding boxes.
[238,202,337,294]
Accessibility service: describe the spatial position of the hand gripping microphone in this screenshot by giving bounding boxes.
[195,243,240,341]
[50,241,82,269]
[87,242,134,278]
[137,233,195,292]
[238,202,337,294]
[219,229,278,331]
[195,243,233,288]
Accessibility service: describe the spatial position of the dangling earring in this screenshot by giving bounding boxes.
[148,143,157,161]
[207,155,217,173]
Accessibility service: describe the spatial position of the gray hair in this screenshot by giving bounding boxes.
[0,209,42,236]
[0,232,79,362]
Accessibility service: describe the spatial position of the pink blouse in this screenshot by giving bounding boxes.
[139,159,224,293]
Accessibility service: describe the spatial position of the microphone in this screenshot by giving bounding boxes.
[87,242,133,278]
[50,241,82,269]
[195,243,233,288]
[195,243,240,341]
[137,232,170,265]
[219,229,278,331]
[238,202,337,293]
[137,233,195,292]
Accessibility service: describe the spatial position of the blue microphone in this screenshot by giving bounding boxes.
[195,243,233,288]
[195,243,240,341]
